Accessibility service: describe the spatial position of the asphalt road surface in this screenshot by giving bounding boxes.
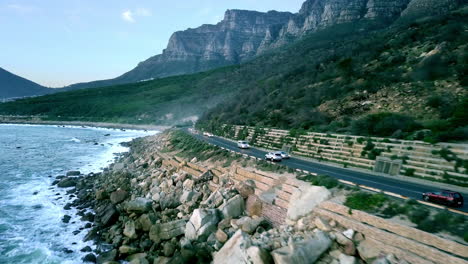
[189,131,468,213]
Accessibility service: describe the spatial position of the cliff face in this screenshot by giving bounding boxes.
[66,0,464,90]
[111,10,294,84]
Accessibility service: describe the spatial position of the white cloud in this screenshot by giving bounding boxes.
[122,8,152,23]
[122,10,134,23]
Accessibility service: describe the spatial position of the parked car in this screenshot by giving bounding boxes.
[275,151,290,159]
[422,190,464,207]
[203,132,214,137]
[237,141,250,149]
[265,152,283,162]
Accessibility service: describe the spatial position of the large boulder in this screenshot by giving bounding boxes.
[246,196,263,217]
[57,177,78,188]
[110,190,128,204]
[185,209,220,241]
[125,198,152,213]
[149,219,187,243]
[219,195,245,219]
[212,230,252,264]
[357,239,382,262]
[286,184,330,221]
[271,231,332,264]
[95,203,119,227]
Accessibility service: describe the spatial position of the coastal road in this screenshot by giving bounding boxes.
[188,131,468,214]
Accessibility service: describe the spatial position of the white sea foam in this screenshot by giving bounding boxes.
[0,124,159,263]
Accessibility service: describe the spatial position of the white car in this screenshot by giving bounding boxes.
[265,152,282,162]
[275,151,290,159]
[237,141,250,149]
[203,132,214,137]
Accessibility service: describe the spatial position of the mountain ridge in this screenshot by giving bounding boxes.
[0,67,53,100]
[65,0,464,91]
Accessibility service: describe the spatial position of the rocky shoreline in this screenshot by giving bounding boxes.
[53,133,410,264]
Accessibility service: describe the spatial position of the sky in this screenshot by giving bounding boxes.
[0,0,305,88]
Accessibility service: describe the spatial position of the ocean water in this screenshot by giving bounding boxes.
[0,124,157,264]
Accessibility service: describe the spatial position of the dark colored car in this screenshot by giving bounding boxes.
[422,190,464,207]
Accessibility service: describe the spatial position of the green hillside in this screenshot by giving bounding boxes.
[0,7,466,141]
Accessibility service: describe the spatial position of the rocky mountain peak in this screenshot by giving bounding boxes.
[64,0,465,91]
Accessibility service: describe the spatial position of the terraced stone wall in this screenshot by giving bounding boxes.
[221,125,468,185]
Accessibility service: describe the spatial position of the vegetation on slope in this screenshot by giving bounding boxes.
[198,8,468,142]
[0,7,466,141]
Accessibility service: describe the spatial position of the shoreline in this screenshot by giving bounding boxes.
[0,119,170,131]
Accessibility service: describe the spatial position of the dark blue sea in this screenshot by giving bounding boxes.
[0,124,156,263]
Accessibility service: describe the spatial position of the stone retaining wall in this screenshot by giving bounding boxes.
[315,202,467,264]
[156,152,467,264]
[220,125,468,184]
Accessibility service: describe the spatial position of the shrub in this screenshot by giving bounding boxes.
[404,168,416,176]
[308,175,340,189]
[345,192,388,212]
[351,113,422,137]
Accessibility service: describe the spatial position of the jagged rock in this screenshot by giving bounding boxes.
[125,198,152,213]
[96,203,119,227]
[96,249,117,264]
[315,217,332,232]
[219,194,245,219]
[110,190,128,204]
[202,190,224,208]
[123,220,137,239]
[357,240,382,262]
[160,193,181,210]
[185,209,220,241]
[271,231,331,264]
[339,253,357,264]
[287,185,330,221]
[213,230,252,264]
[183,179,195,190]
[335,233,356,256]
[343,229,355,240]
[149,219,187,243]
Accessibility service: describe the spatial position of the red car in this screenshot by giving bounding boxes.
[422,190,464,207]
